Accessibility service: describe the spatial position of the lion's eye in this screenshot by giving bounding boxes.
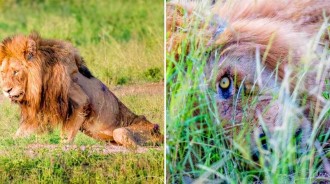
[13,70,19,75]
[219,77,230,89]
[217,75,233,99]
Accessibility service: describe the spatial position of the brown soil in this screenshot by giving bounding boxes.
[24,143,162,157]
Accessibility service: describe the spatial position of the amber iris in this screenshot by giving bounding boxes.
[219,77,230,89]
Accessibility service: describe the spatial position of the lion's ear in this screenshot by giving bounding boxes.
[25,39,36,61]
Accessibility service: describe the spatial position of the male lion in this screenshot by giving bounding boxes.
[167,0,330,134]
[167,0,330,181]
[0,33,163,147]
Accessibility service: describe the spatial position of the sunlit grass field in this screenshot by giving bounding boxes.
[166,2,330,183]
[0,0,164,183]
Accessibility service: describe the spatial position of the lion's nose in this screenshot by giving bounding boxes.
[3,87,12,93]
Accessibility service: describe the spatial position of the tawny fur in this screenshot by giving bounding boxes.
[0,33,163,147]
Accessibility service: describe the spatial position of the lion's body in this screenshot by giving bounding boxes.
[0,33,163,147]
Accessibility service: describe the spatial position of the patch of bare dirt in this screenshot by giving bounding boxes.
[23,143,162,157]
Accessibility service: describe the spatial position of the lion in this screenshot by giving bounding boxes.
[0,32,163,147]
[167,1,330,176]
[167,0,330,132]
[208,0,330,132]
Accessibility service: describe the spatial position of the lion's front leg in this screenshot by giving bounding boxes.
[61,82,90,144]
[14,119,39,138]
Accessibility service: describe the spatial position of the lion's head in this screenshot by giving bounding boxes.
[0,33,44,103]
[167,1,330,125]
[0,33,72,126]
[0,57,28,103]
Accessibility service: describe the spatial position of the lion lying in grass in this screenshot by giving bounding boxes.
[0,32,163,147]
[167,0,330,182]
[167,0,330,135]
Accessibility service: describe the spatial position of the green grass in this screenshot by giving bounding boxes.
[0,0,164,183]
[166,4,330,183]
[0,148,163,183]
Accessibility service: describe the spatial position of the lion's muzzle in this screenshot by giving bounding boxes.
[3,87,24,102]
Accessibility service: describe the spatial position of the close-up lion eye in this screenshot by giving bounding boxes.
[219,76,230,89]
[13,70,19,75]
[217,75,233,99]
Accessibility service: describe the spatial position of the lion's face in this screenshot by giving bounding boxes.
[204,53,279,123]
[0,58,27,103]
